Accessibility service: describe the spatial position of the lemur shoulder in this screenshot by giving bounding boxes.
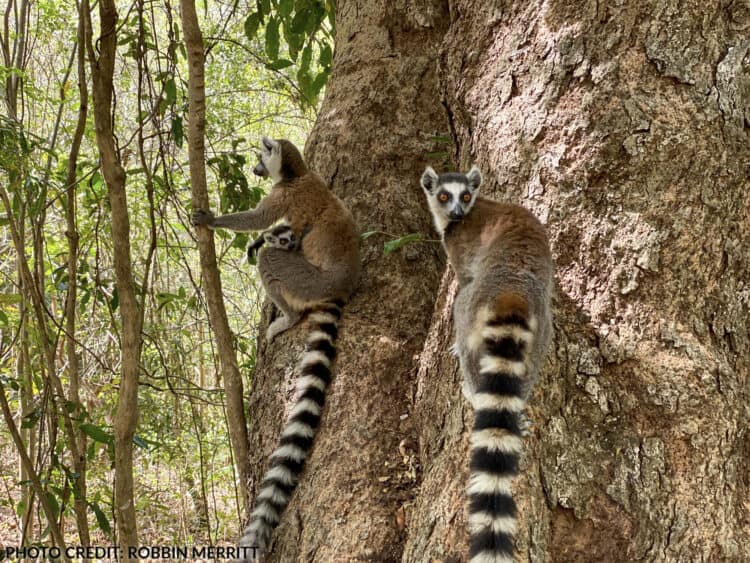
[421,165,553,563]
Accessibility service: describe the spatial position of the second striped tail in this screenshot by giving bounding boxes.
[238,301,343,560]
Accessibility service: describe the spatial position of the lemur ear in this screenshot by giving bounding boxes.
[466,165,482,192]
[421,166,439,193]
[261,136,279,152]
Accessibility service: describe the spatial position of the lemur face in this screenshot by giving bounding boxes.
[421,165,482,233]
[264,226,297,250]
[253,136,283,182]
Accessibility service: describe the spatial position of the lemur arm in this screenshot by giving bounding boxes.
[192,189,287,232]
[246,235,266,260]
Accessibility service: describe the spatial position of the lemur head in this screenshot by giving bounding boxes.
[253,137,309,183]
[420,165,482,234]
[264,224,297,251]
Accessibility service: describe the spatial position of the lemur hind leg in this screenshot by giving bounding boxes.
[259,248,337,341]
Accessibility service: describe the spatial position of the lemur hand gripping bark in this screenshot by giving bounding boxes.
[193,137,360,560]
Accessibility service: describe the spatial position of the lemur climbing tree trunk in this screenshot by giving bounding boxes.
[248,0,749,561]
[404,2,750,562]
[245,0,449,559]
[179,0,251,513]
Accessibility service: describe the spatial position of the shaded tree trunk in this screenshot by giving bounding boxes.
[245,0,449,559]
[62,5,91,545]
[406,1,750,562]
[247,1,749,562]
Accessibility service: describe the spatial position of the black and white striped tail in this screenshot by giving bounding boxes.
[467,310,535,563]
[238,300,343,560]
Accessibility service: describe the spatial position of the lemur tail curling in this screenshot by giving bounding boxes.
[238,300,344,558]
[467,293,535,563]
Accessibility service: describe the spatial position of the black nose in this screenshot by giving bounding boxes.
[253,163,268,177]
[449,208,464,220]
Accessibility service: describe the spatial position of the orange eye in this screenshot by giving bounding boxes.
[438,193,449,203]
[463,193,471,202]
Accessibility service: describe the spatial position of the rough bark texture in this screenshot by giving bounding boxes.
[245,0,448,560]
[406,1,750,562]
[246,1,749,561]
[179,0,251,511]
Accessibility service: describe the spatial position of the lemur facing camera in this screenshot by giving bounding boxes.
[192,137,360,560]
[421,165,553,563]
[246,222,307,261]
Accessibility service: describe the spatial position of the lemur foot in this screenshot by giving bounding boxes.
[265,312,301,342]
[266,317,291,342]
[449,342,460,358]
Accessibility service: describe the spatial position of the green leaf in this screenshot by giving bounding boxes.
[299,44,312,75]
[290,7,310,34]
[46,492,60,520]
[108,287,119,313]
[310,69,329,99]
[260,0,271,18]
[232,233,249,250]
[244,13,260,39]
[171,115,183,148]
[132,435,148,449]
[327,0,336,31]
[319,43,332,67]
[90,502,112,535]
[266,59,294,70]
[383,233,424,255]
[360,231,378,240]
[278,0,294,17]
[164,78,177,106]
[265,17,280,60]
[80,423,113,445]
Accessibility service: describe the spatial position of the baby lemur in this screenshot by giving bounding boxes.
[192,137,360,560]
[421,165,553,563]
[246,223,305,261]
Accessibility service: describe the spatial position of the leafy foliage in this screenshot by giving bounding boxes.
[244,0,335,108]
[0,0,321,548]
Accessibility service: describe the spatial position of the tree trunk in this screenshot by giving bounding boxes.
[405,2,750,562]
[179,0,251,512]
[246,1,749,562]
[63,5,90,545]
[85,0,143,555]
[245,0,449,559]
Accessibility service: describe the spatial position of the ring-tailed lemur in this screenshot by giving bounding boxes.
[247,222,307,262]
[421,165,553,563]
[192,137,360,560]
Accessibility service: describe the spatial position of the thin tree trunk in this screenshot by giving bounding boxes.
[244,0,449,559]
[178,0,251,513]
[405,2,750,561]
[84,0,143,554]
[0,381,70,562]
[63,1,90,547]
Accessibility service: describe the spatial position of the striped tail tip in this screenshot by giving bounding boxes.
[467,295,535,563]
[238,302,342,558]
